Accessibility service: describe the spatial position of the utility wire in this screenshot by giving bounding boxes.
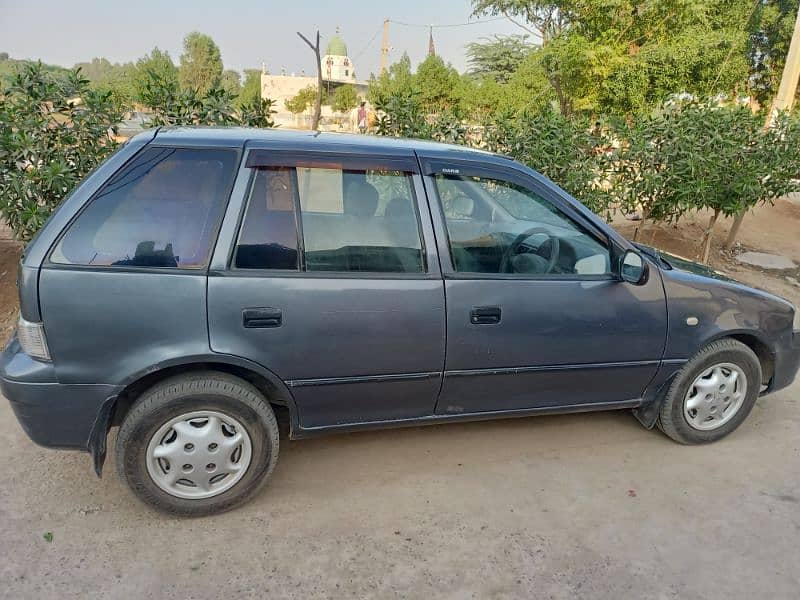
[388,17,506,29]
[352,25,384,60]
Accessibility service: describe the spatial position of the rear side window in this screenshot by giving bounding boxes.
[234,168,300,269]
[234,164,425,273]
[51,147,238,269]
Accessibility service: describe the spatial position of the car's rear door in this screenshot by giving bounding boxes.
[207,145,445,430]
[419,154,668,415]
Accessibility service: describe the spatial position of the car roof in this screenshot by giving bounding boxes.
[148,126,503,161]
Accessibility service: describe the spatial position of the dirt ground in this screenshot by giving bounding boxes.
[1,200,799,599]
[613,197,800,307]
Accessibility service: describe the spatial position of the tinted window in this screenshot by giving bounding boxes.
[234,165,425,274]
[296,166,425,273]
[234,168,300,269]
[52,147,237,268]
[435,174,610,276]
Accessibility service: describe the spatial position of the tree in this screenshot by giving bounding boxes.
[238,97,277,128]
[73,57,136,104]
[0,63,123,241]
[297,30,323,130]
[238,69,262,108]
[375,91,467,144]
[414,55,463,112]
[133,47,178,102]
[0,57,73,94]
[472,1,572,44]
[615,102,800,261]
[179,32,223,94]
[749,0,800,106]
[285,85,317,114]
[331,84,359,112]
[466,34,534,83]
[138,67,275,128]
[483,107,613,215]
[368,52,414,106]
[472,1,765,117]
[220,69,241,97]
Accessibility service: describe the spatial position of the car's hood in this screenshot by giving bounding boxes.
[634,243,735,282]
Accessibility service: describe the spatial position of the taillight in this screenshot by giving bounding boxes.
[17,316,51,361]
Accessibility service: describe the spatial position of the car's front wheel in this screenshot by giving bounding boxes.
[657,339,762,444]
[115,371,279,516]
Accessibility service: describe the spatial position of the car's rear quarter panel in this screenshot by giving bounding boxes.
[39,269,211,385]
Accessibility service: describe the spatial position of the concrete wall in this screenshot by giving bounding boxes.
[261,73,369,132]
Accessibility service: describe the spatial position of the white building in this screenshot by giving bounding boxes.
[261,29,368,130]
[321,28,357,83]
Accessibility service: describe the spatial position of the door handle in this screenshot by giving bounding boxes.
[470,306,501,325]
[243,307,282,328]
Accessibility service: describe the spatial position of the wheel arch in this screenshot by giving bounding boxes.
[89,355,300,477]
[706,330,774,387]
[634,330,774,430]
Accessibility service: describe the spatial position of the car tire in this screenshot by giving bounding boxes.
[657,339,762,444]
[115,371,279,516]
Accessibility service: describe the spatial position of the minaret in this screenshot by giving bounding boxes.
[428,27,436,56]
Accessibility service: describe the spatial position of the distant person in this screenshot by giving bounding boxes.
[357,102,367,134]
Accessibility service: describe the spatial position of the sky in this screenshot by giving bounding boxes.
[0,0,527,77]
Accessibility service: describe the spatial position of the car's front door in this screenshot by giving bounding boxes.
[419,156,668,415]
[208,148,445,430]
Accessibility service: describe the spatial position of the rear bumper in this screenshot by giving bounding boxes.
[1,337,121,450]
[767,332,800,394]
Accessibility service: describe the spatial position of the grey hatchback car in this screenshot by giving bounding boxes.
[3,127,799,515]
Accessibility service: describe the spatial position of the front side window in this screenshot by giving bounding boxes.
[52,147,238,268]
[235,163,425,274]
[435,174,610,276]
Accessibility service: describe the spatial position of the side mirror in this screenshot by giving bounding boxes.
[619,250,649,285]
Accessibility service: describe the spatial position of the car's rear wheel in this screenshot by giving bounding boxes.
[115,371,279,516]
[657,339,761,444]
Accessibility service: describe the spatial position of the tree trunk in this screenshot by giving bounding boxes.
[648,225,657,245]
[700,209,720,264]
[297,31,322,131]
[549,74,570,117]
[632,216,646,242]
[724,212,745,250]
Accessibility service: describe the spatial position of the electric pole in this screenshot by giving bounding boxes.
[380,19,390,74]
[767,6,800,124]
[725,5,800,250]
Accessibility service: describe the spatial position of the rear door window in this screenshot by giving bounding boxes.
[298,167,425,273]
[51,147,238,269]
[234,167,300,269]
[233,162,425,274]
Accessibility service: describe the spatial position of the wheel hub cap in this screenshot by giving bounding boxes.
[146,411,252,499]
[683,362,747,431]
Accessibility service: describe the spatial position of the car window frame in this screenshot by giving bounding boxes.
[44,143,242,275]
[421,156,620,281]
[223,150,439,280]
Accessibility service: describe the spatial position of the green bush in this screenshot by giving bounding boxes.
[483,108,614,216]
[0,62,123,241]
[616,102,800,259]
[285,86,317,115]
[331,85,358,113]
[375,91,467,144]
[138,69,275,128]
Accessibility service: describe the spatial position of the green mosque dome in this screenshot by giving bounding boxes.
[326,30,348,56]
